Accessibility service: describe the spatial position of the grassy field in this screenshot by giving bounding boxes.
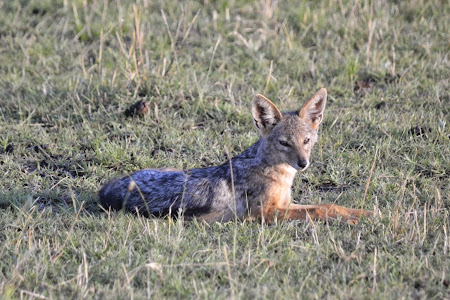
[0,0,449,298]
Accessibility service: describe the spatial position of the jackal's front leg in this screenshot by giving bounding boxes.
[263,203,372,225]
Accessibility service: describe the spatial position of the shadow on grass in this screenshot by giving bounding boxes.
[0,188,102,217]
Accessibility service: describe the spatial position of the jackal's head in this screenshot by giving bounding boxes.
[252,88,327,171]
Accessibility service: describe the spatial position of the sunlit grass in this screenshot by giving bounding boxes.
[0,0,448,298]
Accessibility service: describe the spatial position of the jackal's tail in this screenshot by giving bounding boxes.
[98,177,129,211]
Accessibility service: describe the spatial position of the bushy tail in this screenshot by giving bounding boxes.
[98,177,129,211]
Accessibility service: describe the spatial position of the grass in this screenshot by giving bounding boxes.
[0,0,449,298]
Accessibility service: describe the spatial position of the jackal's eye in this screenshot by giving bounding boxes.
[279,140,290,147]
[303,138,310,145]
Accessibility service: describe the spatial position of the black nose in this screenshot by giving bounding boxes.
[297,159,308,169]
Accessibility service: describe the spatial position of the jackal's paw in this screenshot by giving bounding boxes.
[319,204,372,225]
[344,209,372,225]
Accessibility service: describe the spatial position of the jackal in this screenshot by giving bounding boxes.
[99,88,371,224]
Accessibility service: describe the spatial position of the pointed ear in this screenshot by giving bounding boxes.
[252,94,283,136]
[299,88,327,130]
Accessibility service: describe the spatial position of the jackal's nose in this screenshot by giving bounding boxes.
[297,159,309,169]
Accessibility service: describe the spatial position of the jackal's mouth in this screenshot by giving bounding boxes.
[299,163,310,172]
[285,160,309,172]
[288,161,309,171]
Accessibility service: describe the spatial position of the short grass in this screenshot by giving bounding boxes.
[0,0,449,299]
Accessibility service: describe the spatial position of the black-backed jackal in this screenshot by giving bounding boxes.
[100,89,371,224]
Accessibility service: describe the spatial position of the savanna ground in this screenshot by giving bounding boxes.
[0,0,449,299]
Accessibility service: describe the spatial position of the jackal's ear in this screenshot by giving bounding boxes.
[252,94,283,136]
[299,88,327,130]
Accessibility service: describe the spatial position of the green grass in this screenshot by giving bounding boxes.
[0,0,449,298]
